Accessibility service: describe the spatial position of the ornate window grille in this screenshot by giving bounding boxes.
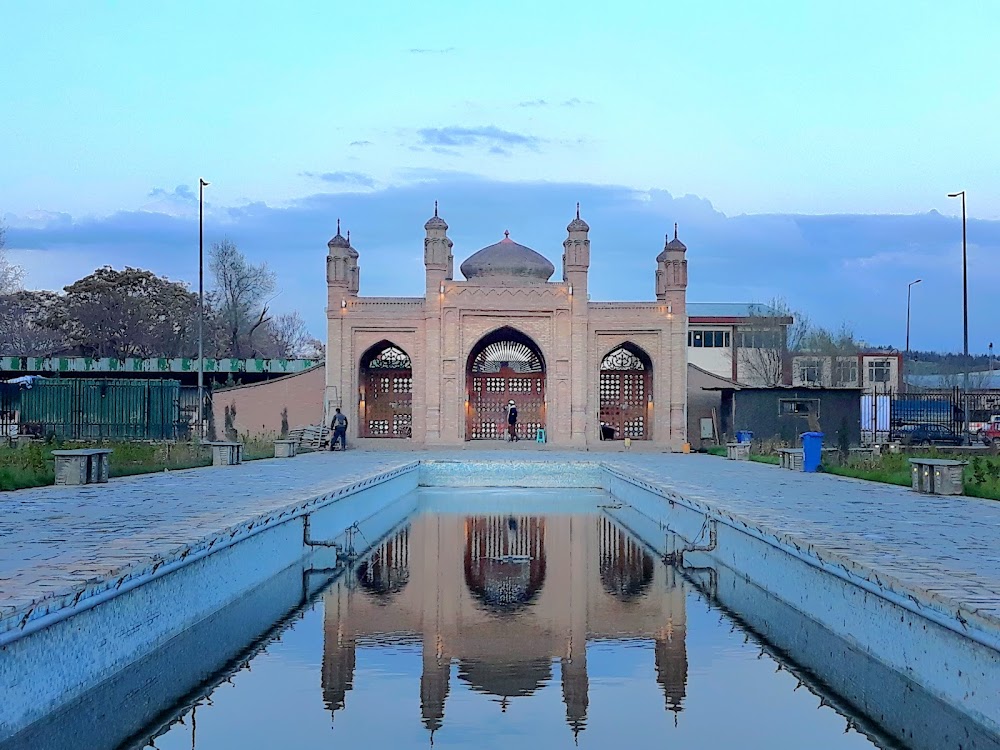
[601,347,645,371]
[367,346,411,370]
[471,341,543,374]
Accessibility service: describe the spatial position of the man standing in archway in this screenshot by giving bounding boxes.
[506,400,519,442]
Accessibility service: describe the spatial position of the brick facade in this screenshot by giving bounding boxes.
[326,208,688,449]
[211,364,325,439]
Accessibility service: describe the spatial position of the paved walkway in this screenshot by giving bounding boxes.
[3,449,1000,646]
[0,452,413,627]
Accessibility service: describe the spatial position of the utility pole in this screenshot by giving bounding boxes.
[198,178,210,440]
[948,190,969,443]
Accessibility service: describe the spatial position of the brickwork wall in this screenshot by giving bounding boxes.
[211,364,325,438]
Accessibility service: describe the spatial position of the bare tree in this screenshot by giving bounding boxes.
[0,290,70,355]
[265,311,312,358]
[0,222,25,294]
[209,239,276,358]
[734,297,803,386]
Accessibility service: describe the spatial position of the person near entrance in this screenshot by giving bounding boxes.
[506,400,519,442]
[330,408,348,451]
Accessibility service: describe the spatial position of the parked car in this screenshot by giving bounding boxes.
[978,415,1000,446]
[890,423,964,446]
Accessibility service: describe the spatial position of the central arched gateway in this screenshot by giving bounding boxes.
[466,327,545,440]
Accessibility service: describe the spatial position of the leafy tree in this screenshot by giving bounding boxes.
[60,266,199,358]
[0,290,69,355]
[209,239,276,358]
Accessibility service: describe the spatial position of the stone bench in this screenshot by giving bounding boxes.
[726,442,750,461]
[206,441,243,466]
[274,439,298,458]
[52,449,112,485]
[778,448,803,471]
[909,458,966,496]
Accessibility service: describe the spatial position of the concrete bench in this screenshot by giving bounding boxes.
[206,441,243,466]
[726,442,750,461]
[778,448,803,471]
[274,439,297,458]
[909,458,966,496]
[52,449,112,485]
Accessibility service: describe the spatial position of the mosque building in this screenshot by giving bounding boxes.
[325,204,689,448]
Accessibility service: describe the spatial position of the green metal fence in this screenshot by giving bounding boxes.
[16,379,183,440]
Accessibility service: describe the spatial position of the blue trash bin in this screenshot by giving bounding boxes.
[736,430,754,444]
[801,432,824,472]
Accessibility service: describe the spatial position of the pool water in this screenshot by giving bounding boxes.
[140,488,887,750]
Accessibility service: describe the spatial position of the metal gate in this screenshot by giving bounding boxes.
[360,345,412,438]
[467,340,545,440]
[599,346,650,440]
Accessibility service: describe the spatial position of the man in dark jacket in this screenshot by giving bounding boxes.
[506,400,519,442]
[330,408,348,451]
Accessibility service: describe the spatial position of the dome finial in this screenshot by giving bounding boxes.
[337,218,341,234]
[346,229,350,243]
[576,202,580,220]
[674,223,678,240]
[434,200,439,217]
[504,229,510,239]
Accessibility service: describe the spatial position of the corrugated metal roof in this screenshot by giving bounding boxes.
[906,371,1000,389]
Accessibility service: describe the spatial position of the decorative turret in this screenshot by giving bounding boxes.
[327,219,360,295]
[656,223,687,301]
[424,201,454,294]
[562,203,590,297]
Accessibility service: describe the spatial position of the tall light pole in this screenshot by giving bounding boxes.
[948,190,969,442]
[198,178,210,440]
[906,278,921,357]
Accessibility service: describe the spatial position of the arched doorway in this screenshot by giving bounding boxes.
[599,343,652,440]
[359,342,413,438]
[466,327,545,440]
[463,515,547,614]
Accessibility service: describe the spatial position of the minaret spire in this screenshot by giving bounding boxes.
[434,200,439,217]
[337,218,341,234]
[674,223,678,240]
[346,229,350,243]
[576,202,580,220]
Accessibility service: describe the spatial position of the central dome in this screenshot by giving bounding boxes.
[460,231,555,284]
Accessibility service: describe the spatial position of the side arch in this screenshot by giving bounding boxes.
[465,326,546,441]
[359,340,413,438]
[599,342,653,441]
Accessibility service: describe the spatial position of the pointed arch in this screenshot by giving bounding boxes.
[465,327,546,441]
[599,342,653,441]
[359,340,413,438]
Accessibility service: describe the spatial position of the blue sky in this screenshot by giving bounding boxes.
[2,1,999,350]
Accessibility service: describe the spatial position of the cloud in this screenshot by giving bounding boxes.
[300,171,376,188]
[6,178,1000,351]
[518,99,548,108]
[416,125,542,151]
[517,98,591,108]
[408,47,455,54]
[147,185,196,202]
[349,140,373,147]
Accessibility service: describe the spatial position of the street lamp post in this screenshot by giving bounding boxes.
[906,278,921,357]
[948,190,969,443]
[198,178,210,440]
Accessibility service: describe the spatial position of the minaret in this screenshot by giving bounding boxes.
[656,223,687,304]
[562,203,590,297]
[327,219,360,303]
[424,201,454,296]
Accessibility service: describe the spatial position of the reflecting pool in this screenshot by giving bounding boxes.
[143,490,884,749]
[11,487,995,750]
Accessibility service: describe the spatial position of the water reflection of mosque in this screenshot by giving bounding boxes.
[322,514,687,740]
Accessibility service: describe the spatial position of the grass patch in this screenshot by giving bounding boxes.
[749,454,780,465]
[706,446,727,457]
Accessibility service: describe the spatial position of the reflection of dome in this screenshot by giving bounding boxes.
[464,516,547,614]
[458,658,552,699]
[599,518,654,601]
[460,232,555,283]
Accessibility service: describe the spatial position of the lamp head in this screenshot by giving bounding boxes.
[947,191,963,198]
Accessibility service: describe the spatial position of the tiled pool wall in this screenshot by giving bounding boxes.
[4,457,1000,745]
[602,466,1000,742]
[0,463,420,739]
